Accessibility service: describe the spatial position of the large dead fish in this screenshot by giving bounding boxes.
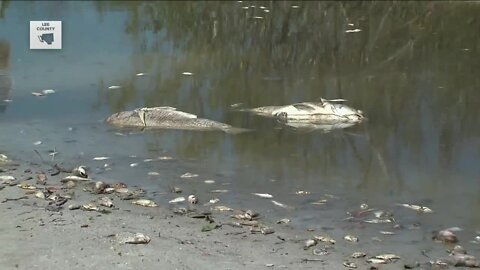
[106,107,249,134]
[238,99,365,123]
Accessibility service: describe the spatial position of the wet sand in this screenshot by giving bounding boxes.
[0,158,477,270]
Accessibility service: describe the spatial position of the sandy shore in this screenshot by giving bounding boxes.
[0,157,477,270]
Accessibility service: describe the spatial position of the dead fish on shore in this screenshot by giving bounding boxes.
[98,197,114,208]
[17,183,37,190]
[132,199,158,207]
[181,172,199,178]
[276,218,291,224]
[0,175,16,182]
[92,156,110,161]
[271,200,292,209]
[440,253,480,267]
[61,175,92,182]
[343,261,358,269]
[210,189,229,193]
[314,235,336,244]
[397,203,433,213]
[351,252,367,258]
[344,235,359,243]
[169,197,185,203]
[212,205,233,212]
[82,203,99,211]
[374,254,401,262]
[303,239,317,250]
[120,232,151,244]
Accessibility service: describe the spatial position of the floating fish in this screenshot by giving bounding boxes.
[252,193,273,199]
[42,89,55,95]
[180,172,199,178]
[204,180,215,184]
[351,252,366,258]
[271,200,290,209]
[397,203,433,213]
[33,141,42,145]
[182,72,194,75]
[93,156,110,161]
[136,73,148,76]
[108,85,121,90]
[343,261,357,269]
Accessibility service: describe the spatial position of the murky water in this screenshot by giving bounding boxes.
[1,1,480,254]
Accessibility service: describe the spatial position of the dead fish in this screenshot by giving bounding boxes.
[360,203,369,209]
[92,156,110,161]
[72,166,88,178]
[314,235,336,244]
[122,233,151,244]
[68,204,81,210]
[210,189,229,193]
[204,179,215,184]
[375,254,400,261]
[82,203,99,211]
[187,195,198,204]
[98,197,114,208]
[442,253,480,267]
[260,227,275,235]
[17,183,37,190]
[147,171,160,176]
[344,235,359,242]
[271,200,291,209]
[351,252,366,258]
[252,193,273,199]
[132,199,158,207]
[181,172,198,178]
[169,197,185,204]
[433,229,458,243]
[397,203,433,213]
[182,72,194,75]
[61,175,91,182]
[108,85,121,90]
[276,218,291,224]
[206,198,220,205]
[312,248,329,256]
[94,181,107,194]
[212,205,233,212]
[363,218,394,224]
[0,175,16,181]
[343,261,357,269]
[379,231,396,235]
[32,92,44,96]
[311,199,328,205]
[304,239,317,250]
[367,258,387,264]
[103,187,114,193]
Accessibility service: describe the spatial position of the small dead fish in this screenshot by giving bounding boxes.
[32,92,45,96]
[367,258,387,264]
[207,198,220,204]
[114,187,129,194]
[345,29,362,33]
[271,200,290,208]
[98,197,114,208]
[276,218,291,224]
[180,172,199,178]
[187,195,198,204]
[351,252,366,258]
[343,261,357,269]
[379,231,396,235]
[129,163,138,167]
[17,183,37,190]
[204,179,215,184]
[33,141,42,145]
[42,89,55,95]
[260,227,275,235]
[314,235,336,244]
[123,233,151,244]
[311,199,328,205]
[108,85,121,90]
[212,205,233,212]
[304,239,317,250]
[169,197,185,204]
[397,203,433,213]
[374,254,400,261]
[210,189,229,193]
[182,72,194,75]
[82,203,99,211]
[132,199,158,207]
[252,193,273,199]
[61,175,91,182]
[344,235,359,242]
[136,73,148,76]
[363,218,394,224]
[0,175,16,181]
[92,156,110,161]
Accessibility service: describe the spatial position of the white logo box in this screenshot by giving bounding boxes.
[30,21,62,50]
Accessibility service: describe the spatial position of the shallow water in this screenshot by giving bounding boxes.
[1,1,480,255]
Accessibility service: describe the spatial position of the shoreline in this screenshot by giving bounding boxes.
[0,156,477,269]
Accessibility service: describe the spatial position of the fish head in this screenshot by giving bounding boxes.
[105,110,143,127]
[332,104,365,122]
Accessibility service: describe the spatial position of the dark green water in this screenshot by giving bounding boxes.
[1,1,479,252]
